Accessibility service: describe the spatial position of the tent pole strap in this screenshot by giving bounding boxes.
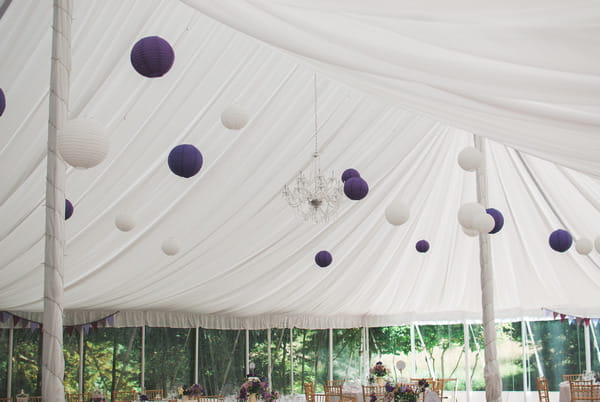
[474,135,502,402]
[43,0,72,400]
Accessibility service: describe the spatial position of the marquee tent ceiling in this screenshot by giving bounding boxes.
[0,0,599,329]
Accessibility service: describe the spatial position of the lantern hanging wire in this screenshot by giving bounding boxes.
[282,74,341,224]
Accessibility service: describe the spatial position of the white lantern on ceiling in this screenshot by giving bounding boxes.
[457,147,483,172]
[462,226,479,237]
[161,238,180,256]
[58,118,109,168]
[575,238,593,255]
[595,236,600,253]
[474,213,495,234]
[385,199,410,226]
[457,202,485,229]
[115,213,136,232]
[221,105,249,130]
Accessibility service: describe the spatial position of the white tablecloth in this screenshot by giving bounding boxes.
[559,381,571,402]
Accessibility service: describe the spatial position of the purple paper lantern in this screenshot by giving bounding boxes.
[549,229,572,252]
[486,208,504,234]
[416,240,430,253]
[0,88,5,116]
[130,36,175,78]
[343,176,369,200]
[168,144,203,178]
[65,199,73,220]
[315,250,332,267]
[341,168,360,183]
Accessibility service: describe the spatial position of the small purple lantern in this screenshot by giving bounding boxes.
[315,250,332,267]
[168,144,203,178]
[65,199,74,220]
[486,208,504,234]
[416,240,430,253]
[130,36,175,78]
[343,176,369,200]
[0,88,5,116]
[549,229,572,252]
[341,168,360,183]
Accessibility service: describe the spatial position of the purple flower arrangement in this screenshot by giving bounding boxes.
[140,395,149,401]
[239,378,280,401]
[183,384,205,397]
[385,383,420,402]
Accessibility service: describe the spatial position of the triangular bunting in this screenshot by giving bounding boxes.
[107,315,115,326]
[91,321,98,330]
[576,317,583,326]
[66,326,75,336]
[83,324,91,335]
[560,314,566,322]
[0,312,9,323]
[584,318,590,327]
[553,312,559,319]
[13,315,20,326]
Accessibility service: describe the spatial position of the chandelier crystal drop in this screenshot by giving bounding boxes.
[282,75,342,224]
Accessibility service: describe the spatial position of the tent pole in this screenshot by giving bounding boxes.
[474,135,502,402]
[7,328,13,398]
[195,327,199,385]
[290,328,294,394]
[79,329,84,395]
[410,323,416,377]
[463,322,470,402]
[521,320,528,401]
[245,329,250,375]
[141,326,145,390]
[43,1,72,400]
[584,323,591,373]
[267,328,272,389]
[328,328,333,381]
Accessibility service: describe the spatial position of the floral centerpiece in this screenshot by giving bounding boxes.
[383,380,428,402]
[370,362,389,386]
[181,384,205,400]
[239,377,280,402]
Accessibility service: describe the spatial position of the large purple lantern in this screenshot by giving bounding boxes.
[0,88,5,116]
[65,199,74,220]
[341,168,360,183]
[130,36,175,78]
[486,208,504,234]
[416,240,430,253]
[343,176,369,200]
[168,144,203,178]
[549,229,572,252]
[315,250,332,268]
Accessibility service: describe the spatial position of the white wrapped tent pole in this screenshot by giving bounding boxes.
[42,0,71,400]
[474,135,502,402]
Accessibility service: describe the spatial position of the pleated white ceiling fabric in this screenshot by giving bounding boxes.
[0,0,599,328]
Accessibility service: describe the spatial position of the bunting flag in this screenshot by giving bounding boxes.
[584,318,590,327]
[1,312,9,323]
[568,317,575,325]
[593,319,599,327]
[30,322,39,332]
[107,315,115,326]
[91,321,98,330]
[576,317,583,326]
[66,326,75,336]
[561,314,566,322]
[83,323,91,335]
[12,315,20,326]
[553,312,559,319]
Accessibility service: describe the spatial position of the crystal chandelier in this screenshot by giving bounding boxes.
[282,75,342,224]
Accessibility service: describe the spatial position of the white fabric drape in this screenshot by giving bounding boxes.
[42,0,71,400]
[0,0,599,330]
[182,0,600,178]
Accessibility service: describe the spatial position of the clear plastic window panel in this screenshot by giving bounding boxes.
[333,328,362,385]
[270,329,292,395]
[198,329,245,396]
[11,328,42,397]
[292,329,328,393]
[63,328,81,394]
[145,327,191,395]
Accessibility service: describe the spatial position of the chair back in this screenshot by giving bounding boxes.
[432,378,457,400]
[304,383,316,402]
[199,395,225,402]
[362,385,386,402]
[112,390,137,402]
[536,377,550,402]
[326,380,346,387]
[570,382,600,402]
[564,374,583,382]
[144,390,163,400]
[66,393,90,402]
[306,394,328,402]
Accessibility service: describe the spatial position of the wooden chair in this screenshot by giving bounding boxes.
[326,380,346,387]
[304,383,317,402]
[307,394,329,402]
[536,377,550,402]
[66,393,90,402]
[27,398,43,402]
[362,385,386,402]
[0,398,12,402]
[564,374,583,382]
[432,378,457,400]
[199,396,225,402]
[569,382,600,402]
[144,390,163,400]
[112,390,137,402]
[324,383,356,402]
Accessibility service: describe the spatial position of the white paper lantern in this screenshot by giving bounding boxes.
[474,212,495,233]
[575,238,593,255]
[58,118,109,168]
[462,226,479,237]
[385,200,410,226]
[457,202,485,229]
[457,147,483,172]
[115,213,136,232]
[221,105,249,130]
[161,237,180,256]
[396,360,406,370]
[595,236,600,253]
